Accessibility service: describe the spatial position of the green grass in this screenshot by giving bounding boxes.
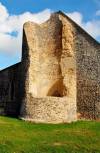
[0,116,100,153]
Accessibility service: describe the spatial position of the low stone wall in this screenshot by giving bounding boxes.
[0,63,22,117]
[20,94,77,123]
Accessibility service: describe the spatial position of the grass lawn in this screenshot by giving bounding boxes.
[0,116,100,153]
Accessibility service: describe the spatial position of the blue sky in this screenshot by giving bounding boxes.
[0,0,99,21]
[0,0,100,69]
[1,0,100,19]
[0,0,99,17]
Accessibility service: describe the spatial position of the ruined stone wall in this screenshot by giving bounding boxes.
[97,46,100,119]
[23,15,63,97]
[0,11,99,122]
[75,29,100,119]
[59,13,76,104]
[21,93,76,123]
[0,63,22,116]
[59,12,100,120]
[20,13,77,123]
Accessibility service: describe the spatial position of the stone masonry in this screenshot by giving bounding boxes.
[0,11,100,123]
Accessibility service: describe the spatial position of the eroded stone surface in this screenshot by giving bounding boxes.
[0,11,99,123]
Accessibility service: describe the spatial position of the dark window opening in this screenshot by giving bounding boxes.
[51,90,62,97]
[47,80,64,97]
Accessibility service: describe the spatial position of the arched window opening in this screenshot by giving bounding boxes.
[47,80,64,97]
[51,90,62,97]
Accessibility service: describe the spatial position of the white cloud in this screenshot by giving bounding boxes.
[67,12,83,26]
[0,2,9,23]
[67,11,100,40]
[0,33,20,55]
[84,20,100,38]
[0,3,51,56]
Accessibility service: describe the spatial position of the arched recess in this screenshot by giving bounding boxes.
[47,80,64,97]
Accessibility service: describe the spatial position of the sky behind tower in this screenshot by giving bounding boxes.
[0,0,100,69]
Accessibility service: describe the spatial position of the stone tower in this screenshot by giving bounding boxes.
[0,11,100,123]
[20,12,77,123]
